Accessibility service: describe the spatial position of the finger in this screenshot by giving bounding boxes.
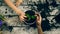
[20,18,24,23]
[36,15,40,21]
[36,14,42,23]
[35,13,40,19]
[15,0,23,7]
[24,16,27,18]
[36,16,42,25]
[19,16,24,22]
[35,12,40,17]
[20,17,24,21]
[35,11,38,14]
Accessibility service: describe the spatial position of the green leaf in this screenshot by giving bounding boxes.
[0,14,5,21]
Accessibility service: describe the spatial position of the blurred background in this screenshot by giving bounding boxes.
[0,0,60,34]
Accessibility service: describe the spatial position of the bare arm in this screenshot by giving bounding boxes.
[15,0,23,7]
[35,13,43,34]
[37,26,43,34]
[4,0,23,15]
[37,16,43,34]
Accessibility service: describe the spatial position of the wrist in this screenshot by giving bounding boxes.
[36,22,41,26]
[36,24,41,27]
[37,25,42,28]
[15,9,23,15]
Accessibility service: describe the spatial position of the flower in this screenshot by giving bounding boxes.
[0,20,2,27]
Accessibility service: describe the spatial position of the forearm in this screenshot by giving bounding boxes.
[37,25,43,34]
[15,0,22,7]
[36,15,43,34]
[4,0,22,14]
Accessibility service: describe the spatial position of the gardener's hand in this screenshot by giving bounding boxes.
[19,12,26,22]
[15,0,23,7]
[35,12,42,26]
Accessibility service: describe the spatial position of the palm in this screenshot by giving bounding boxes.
[35,12,42,26]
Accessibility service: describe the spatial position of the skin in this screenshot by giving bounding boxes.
[4,0,26,22]
[4,0,43,34]
[35,12,43,34]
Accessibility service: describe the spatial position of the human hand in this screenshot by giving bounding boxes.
[19,11,26,22]
[15,9,26,22]
[35,12,42,26]
[15,0,23,7]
